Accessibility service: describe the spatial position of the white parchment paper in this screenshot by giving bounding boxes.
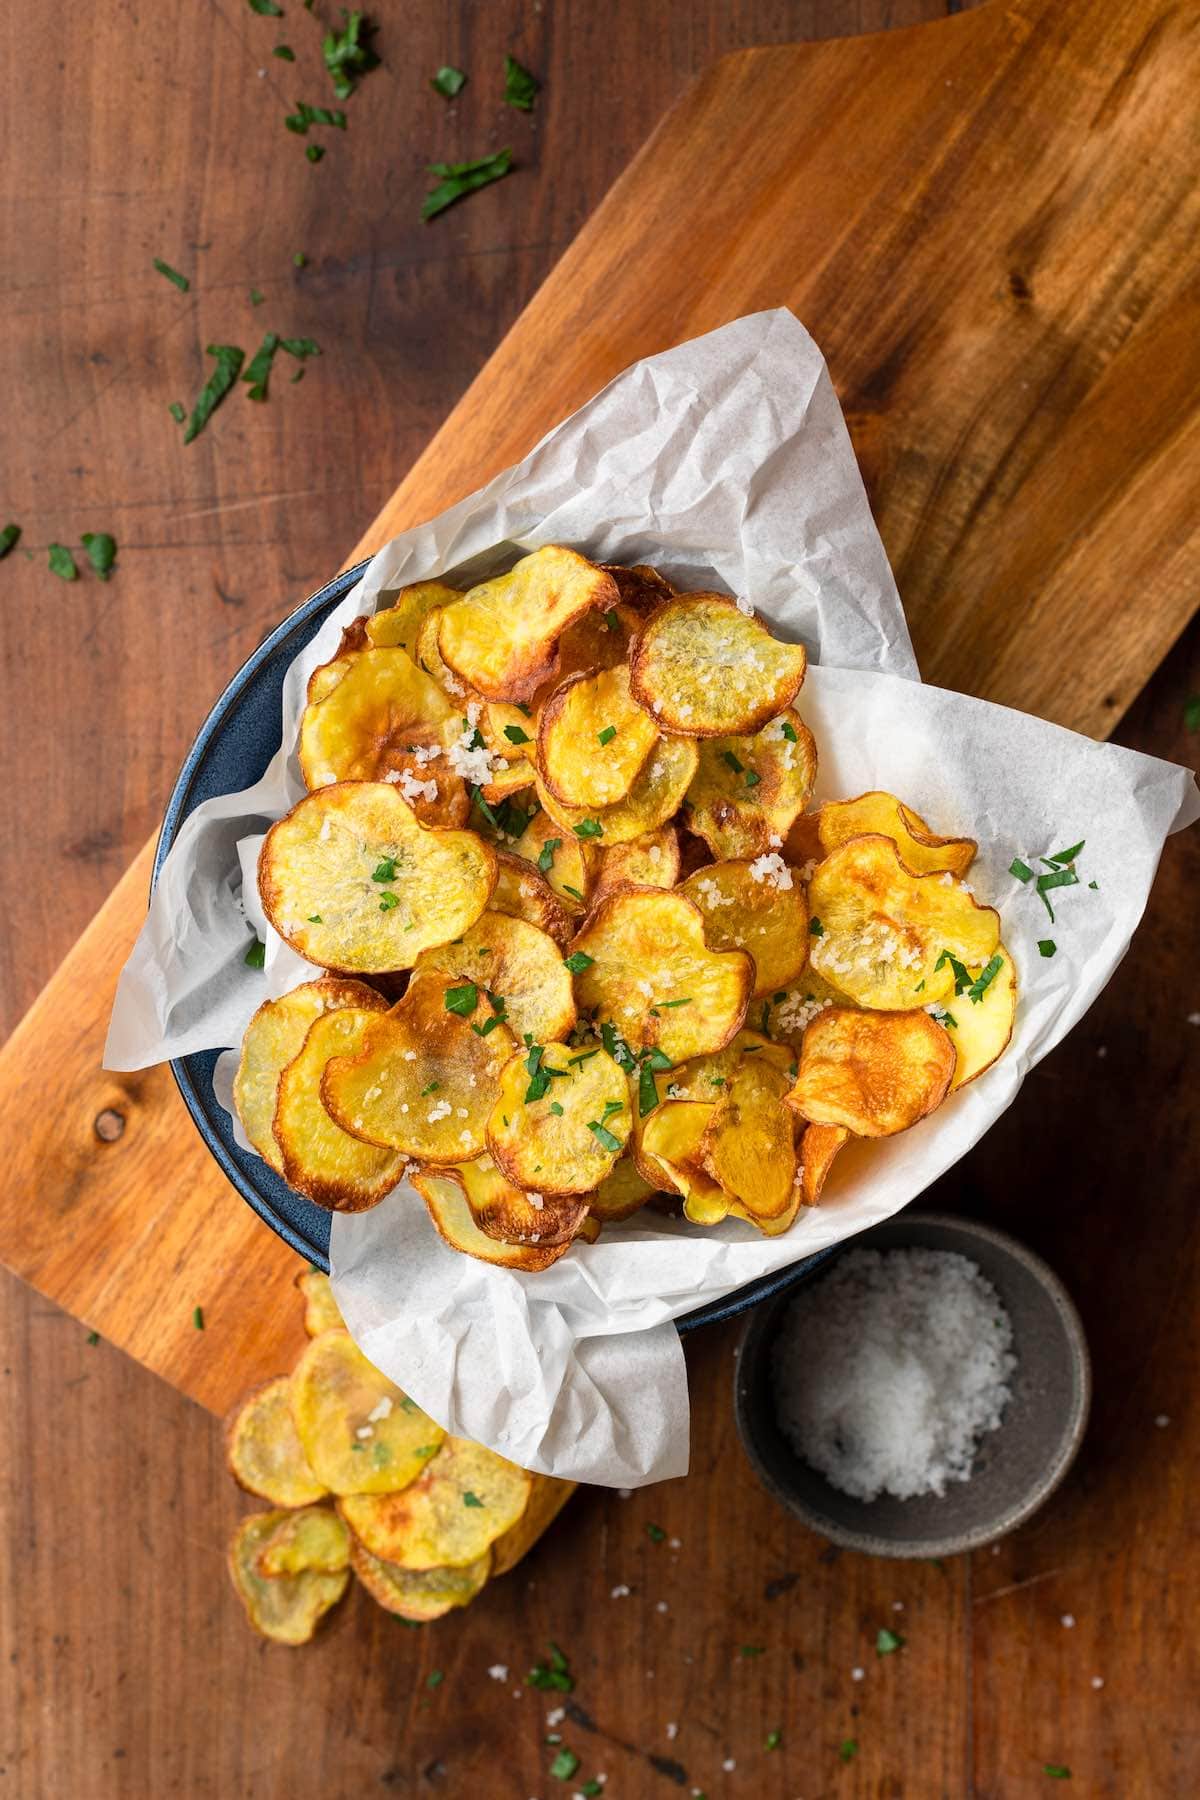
[104,309,1197,1487]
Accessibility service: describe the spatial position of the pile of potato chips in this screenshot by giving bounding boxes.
[236,546,1017,1264]
[226,1270,573,1642]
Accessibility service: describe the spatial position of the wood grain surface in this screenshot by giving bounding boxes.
[2,1,1198,1795]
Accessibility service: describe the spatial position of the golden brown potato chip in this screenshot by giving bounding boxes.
[290,1329,445,1497]
[630,1028,792,1185]
[813,791,977,880]
[234,979,383,1174]
[587,1156,655,1222]
[685,711,818,859]
[229,1512,349,1645]
[785,1006,955,1137]
[225,1376,328,1508]
[413,1169,578,1270]
[339,1438,533,1570]
[698,1054,797,1220]
[296,1268,346,1336]
[568,888,752,1062]
[413,909,575,1044]
[365,581,461,656]
[591,825,680,905]
[761,968,855,1049]
[487,1041,632,1196]
[275,1009,411,1211]
[797,1121,850,1206]
[601,563,677,609]
[415,607,475,701]
[730,1188,804,1237]
[680,858,809,999]
[490,1474,576,1577]
[807,835,1000,1009]
[629,594,807,736]
[639,1100,729,1223]
[350,1537,492,1620]
[256,1506,351,1578]
[782,809,823,867]
[535,732,698,849]
[437,546,618,702]
[456,1154,589,1247]
[259,782,497,973]
[480,757,536,804]
[321,975,515,1163]
[477,698,538,762]
[509,809,595,911]
[490,850,573,950]
[947,943,1017,1089]
[538,664,659,808]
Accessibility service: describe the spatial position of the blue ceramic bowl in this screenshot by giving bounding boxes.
[152,562,830,1327]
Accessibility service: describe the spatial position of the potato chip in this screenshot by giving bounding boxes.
[321,975,515,1163]
[490,1474,576,1577]
[259,782,496,973]
[782,809,823,867]
[813,791,977,879]
[509,808,595,910]
[639,1101,729,1223]
[797,1121,850,1206]
[290,1329,445,1497]
[487,1040,632,1195]
[275,1009,411,1210]
[234,978,383,1174]
[685,711,817,859]
[296,1268,346,1337]
[413,909,575,1045]
[437,546,618,702]
[339,1438,533,1570]
[456,1154,589,1247]
[680,857,809,999]
[225,1376,328,1508]
[365,580,461,656]
[490,850,573,948]
[730,1187,804,1237]
[480,757,536,804]
[601,562,676,609]
[535,732,698,849]
[229,1512,349,1645]
[568,888,752,1061]
[415,607,474,701]
[587,1156,655,1223]
[538,664,659,808]
[785,1006,955,1137]
[761,968,855,1049]
[629,594,807,736]
[413,1169,577,1270]
[807,835,1000,1009]
[591,825,680,905]
[629,1029,789,1182]
[350,1537,492,1620]
[697,1054,797,1220]
[257,1506,351,1578]
[948,943,1017,1089]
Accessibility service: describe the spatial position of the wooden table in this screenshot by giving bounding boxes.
[2,1,1198,1794]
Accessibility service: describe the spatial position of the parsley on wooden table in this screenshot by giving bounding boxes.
[323,9,378,100]
[0,524,21,558]
[431,65,466,99]
[47,543,77,581]
[81,533,117,580]
[184,344,245,443]
[503,54,540,111]
[422,148,513,220]
[152,257,189,291]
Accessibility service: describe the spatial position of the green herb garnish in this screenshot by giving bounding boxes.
[527,1642,574,1693]
[568,1048,600,1067]
[1043,1767,1072,1781]
[504,724,532,745]
[308,914,322,923]
[1185,695,1200,733]
[744,768,761,788]
[168,402,185,424]
[293,251,307,267]
[279,336,321,361]
[934,949,973,995]
[646,1522,666,1542]
[306,144,325,162]
[444,982,479,1016]
[809,917,824,937]
[1039,938,1058,956]
[537,838,561,874]
[86,1330,100,1346]
[462,1491,484,1508]
[602,608,618,632]
[967,954,1004,1003]
[378,892,401,912]
[638,1061,660,1117]
[587,1120,622,1152]
[1010,857,1034,882]
[242,331,280,402]
[286,100,348,134]
[597,725,617,745]
[739,1644,764,1657]
[548,1748,579,1781]
[244,938,266,968]
[876,1627,904,1654]
[323,9,379,100]
[192,1305,205,1329]
[1046,839,1084,866]
[430,65,466,99]
[273,44,295,60]
[184,344,245,444]
[426,1668,443,1688]
[372,857,398,882]
[48,543,77,581]
[573,819,603,839]
[721,749,744,775]
[248,0,283,13]
[422,148,513,221]
[0,524,21,559]
[503,53,539,110]
[549,1101,564,1116]
[765,1730,782,1751]
[81,532,117,580]
[153,257,189,291]
[562,883,585,902]
[564,951,594,974]
[780,721,798,742]
[1036,866,1079,921]
[659,996,692,1008]
[839,1739,858,1763]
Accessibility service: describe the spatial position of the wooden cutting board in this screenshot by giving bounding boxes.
[1,0,1196,1415]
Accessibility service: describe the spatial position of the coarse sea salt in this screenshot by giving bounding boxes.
[771,1247,1016,1502]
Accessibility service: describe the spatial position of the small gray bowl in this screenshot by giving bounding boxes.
[733,1211,1091,1558]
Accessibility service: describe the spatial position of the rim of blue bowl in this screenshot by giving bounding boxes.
[151,558,832,1328]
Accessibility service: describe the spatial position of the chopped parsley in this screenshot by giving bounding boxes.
[602,608,618,631]
[168,401,185,424]
[426,1668,443,1689]
[242,331,281,402]
[739,1644,764,1657]
[839,1739,858,1763]
[967,953,1004,1003]
[562,883,585,902]
[462,1491,484,1507]
[307,913,322,923]
[285,101,348,135]
[876,1627,904,1655]
[323,9,379,101]
[1036,866,1078,921]
[81,533,117,580]
[422,148,513,221]
[48,543,77,581]
[538,837,561,873]
[430,65,466,99]
[586,1118,623,1152]
[183,344,245,443]
[306,144,325,163]
[597,724,617,745]
[244,938,266,968]
[372,857,398,882]
[527,1641,574,1692]
[503,53,540,111]
[153,257,189,291]
[568,1048,600,1067]
[548,1748,579,1781]
[273,44,295,60]
[765,1729,782,1751]
[1009,857,1034,882]
[371,891,398,914]
[1046,839,1085,866]
[564,951,594,974]
[780,720,798,742]
[573,819,604,839]
[659,996,691,1008]
[934,949,973,996]
[1043,1766,1072,1780]
[250,288,265,306]
[444,982,479,1016]
[420,1080,440,1096]
[293,251,307,267]
[247,0,283,13]
[279,335,321,361]
[86,1330,100,1346]
[638,1060,660,1117]
[192,1305,205,1330]
[744,768,761,788]
[578,1783,603,1799]
[549,1101,564,1116]
[809,917,824,937]
[646,1522,666,1542]
[721,749,745,775]
[504,723,532,745]
[0,524,21,559]
[1185,694,1200,733]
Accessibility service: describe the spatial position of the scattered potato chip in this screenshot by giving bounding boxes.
[812,791,977,879]
[639,1100,729,1222]
[296,1268,346,1337]
[538,664,659,808]
[785,1006,955,1136]
[413,910,575,1044]
[761,968,855,1049]
[568,888,751,1061]
[685,710,817,858]
[587,1156,655,1223]
[234,979,383,1174]
[437,546,618,702]
[321,975,515,1163]
[490,850,573,949]
[797,1121,850,1206]
[948,943,1017,1089]
[290,1329,445,1497]
[509,809,595,911]
[698,1054,796,1220]
[455,1153,589,1246]
[229,1512,349,1645]
[629,594,807,736]
[681,857,809,999]
[339,1438,533,1570]
[807,835,1000,1009]
[487,1041,631,1196]
[490,1474,576,1577]
[536,731,698,848]
[591,825,680,905]
[414,1169,578,1270]
[275,1009,411,1210]
[259,782,497,973]
[257,1506,351,1577]
[225,1376,328,1508]
[350,1537,492,1620]
[365,580,461,656]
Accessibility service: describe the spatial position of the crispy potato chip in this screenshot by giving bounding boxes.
[477,698,538,763]
[630,594,807,736]
[490,850,573,950]
[476,604,642,765]
[685,711,818,859]
[730,1188,803,1237]
[257,1506,351,1578]
[785,1006,955,1136]
[948,943,1017,1089]
[807,835,1000,1009]
[538,663,659,808]
[296,1269,346,1336]
[437,546,618,702]
[229,1512,349,1645]
[415,607,475,701]
[697,1054,796,1219]
[480,757,536,804]
[413,909,575,1044]
[234,978,383,1174]
[413,1169,577,1270]
[339,1438,533,1570]
[592,825,680,905]
[290,1329,445,1497]
[509,809,595,910]
[321,975,515,1163]
[639,1100,729,1223]
[350,1537,492,1620]
[601,562,676,609]
[588,1156,655,1222]
[782,809,824,866]
[797,1121,850,1206]
[487,1041,632,1196]
[490,1474,576,1577]
[569,888,752,1061]
[681,858,809,999]
[365,581,461,656]
[275,1009,411,1210]
[260,782,497,973]
[225,1376,328,1508]
[630,1027,792,1187]
[456,1154,589,1247]
[761,968,855,1049]
[536,731,698,849]
[813,791,977,879]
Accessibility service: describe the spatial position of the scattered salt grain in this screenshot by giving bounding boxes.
[723,1758,736,1772]
[527,1192,544,1209]
[1091,1677,1105,1690]
[892,1601,904,1612]
[1061,1614,1075,1629]
[851,1667,865,1682]
[747,852,792,889]
[546,1706,565,1726]
[1155,1413,1170,1427]
[666,1722,678,1740]
[656,1601,669,1614]
[1187,1012,1200,1026]
[611,1583,631,1599]
[488,1663,508,1682]
[356,1425,374,1440]
[319,816,332,842]
[366,1396,393,1424]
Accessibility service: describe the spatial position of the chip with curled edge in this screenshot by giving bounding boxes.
[509,808,596,912]
[229,1511,349,1645]
[681,857,809,999]
[785,1006,955,1137]
[639,1100,728,1224]
[234,977,383,1174]
[490,850,573,949]
[538,663,659,808]
[455,1153,589,1247]
[685,709,817,859]
[629,594,807,736]
[413,1168,579,1270]
[697,1053,797,1221]
[487,1040,631,1196]
[350,1537,492,1621]
[797,1120,850,1206]
[290,1328,446,1497]
[413,908,575,1045]
[225,1375,328,1508]
[274,1008,412,1211]
[591,824,680,905]
[535,731,698,849]
[947,943,1017,1089]
[437,546,618,702]
[339,1438,533,1570]
[807,790,977,879]
[364,580,461,656]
